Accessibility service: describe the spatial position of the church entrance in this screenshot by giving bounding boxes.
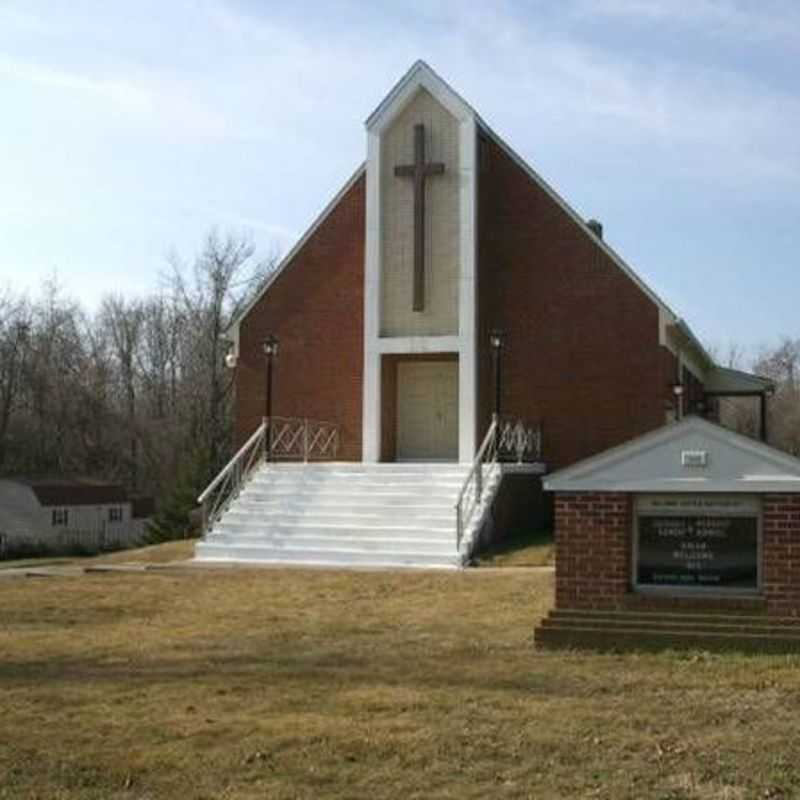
[395,360,459,461]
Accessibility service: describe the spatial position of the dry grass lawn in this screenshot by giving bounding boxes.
[0,540,194,570]
[89,539,196,564]
[2,560,800,799]
[475,529,554,567]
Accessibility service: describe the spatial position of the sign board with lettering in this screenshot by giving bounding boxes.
[635,494,760,592]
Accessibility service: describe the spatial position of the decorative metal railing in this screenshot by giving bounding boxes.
[197,416,339,535]
[496,416,543,464]
[269,416,340,461]
[455,415,543,552]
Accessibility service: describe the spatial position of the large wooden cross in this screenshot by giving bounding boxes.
[394,123,445,311]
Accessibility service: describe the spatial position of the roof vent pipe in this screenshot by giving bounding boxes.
[587,219,603,239]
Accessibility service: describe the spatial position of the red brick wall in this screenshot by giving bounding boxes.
[235,136,702,467]
[554,492,631,609]
[478,135,676,470]
[763,494,800,616]
[235,173,365,460]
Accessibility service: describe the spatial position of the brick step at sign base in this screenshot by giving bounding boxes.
[548,608,800,627]
[535,609,800,653]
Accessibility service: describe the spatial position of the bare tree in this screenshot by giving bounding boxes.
[0,292,31,470]
[168,230,273,474]
[755,338,800,456]
[0,231,277,540]
[101,296,145,489]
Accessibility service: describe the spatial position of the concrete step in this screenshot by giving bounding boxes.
[195,461,476,569]
[205,531,456,554]
[224,507,454,527]
[251,471,468,484]
[215,518,451,535]
[244,483,461,499]
[217,517,454,539]
[238,492,458,509]
[261,462,469,474]
[195,541,461,569]
[247,467,467,484]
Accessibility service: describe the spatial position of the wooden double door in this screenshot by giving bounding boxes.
[396,360,458,461]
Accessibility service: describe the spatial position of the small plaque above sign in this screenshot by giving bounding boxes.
[638,494,759,516]
[681,450,708,468]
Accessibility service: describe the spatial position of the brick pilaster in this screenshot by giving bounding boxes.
[554,491,631,610]
[763,494,800,616]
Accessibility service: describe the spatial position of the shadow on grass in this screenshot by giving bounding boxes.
[474,529,554,567]
[0,645,577,698]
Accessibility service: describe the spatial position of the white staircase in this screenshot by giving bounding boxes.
[194,462,474,569]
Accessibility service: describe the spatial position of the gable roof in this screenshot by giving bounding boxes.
[8,477,129,507]
[544,415,800,494]
[228,59,707,358]
[365,59,477,131]
[705,366,775,395]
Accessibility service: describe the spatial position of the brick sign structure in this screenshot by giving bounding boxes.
[537,416,800,650]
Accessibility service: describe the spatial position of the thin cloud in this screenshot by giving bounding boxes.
[205,0,800,187]
[0,53,270,143]
[572,0,800,43]
[426,7,800,186]
[0,56,152,115]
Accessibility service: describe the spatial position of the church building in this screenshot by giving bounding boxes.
[195,62,771,568]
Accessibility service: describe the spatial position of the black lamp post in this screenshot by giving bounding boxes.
[490,329,505,418]
[262,335,279,459]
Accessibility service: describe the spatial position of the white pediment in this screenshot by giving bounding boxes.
[365,60,475,133]
[544,416,800,493]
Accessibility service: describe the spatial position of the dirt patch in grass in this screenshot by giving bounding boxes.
[475,529,554,567]
[2,567,800,799]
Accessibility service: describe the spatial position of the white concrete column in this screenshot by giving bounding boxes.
[457,118,478,463]
[362,130,382,462]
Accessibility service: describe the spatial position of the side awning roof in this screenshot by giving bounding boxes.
[704,366,775,396]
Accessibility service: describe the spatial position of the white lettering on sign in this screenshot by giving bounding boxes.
[681,450,708,468]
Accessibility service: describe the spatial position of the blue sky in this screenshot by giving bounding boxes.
[1,0,798,358]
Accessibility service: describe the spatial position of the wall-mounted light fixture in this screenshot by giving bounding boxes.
[672,382,685,420]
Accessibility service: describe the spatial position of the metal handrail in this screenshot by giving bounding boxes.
[455,415,543,552]
[198,420,267,505]
[197,416,341,536]
[455,414,499,552]
[197,419,268,535]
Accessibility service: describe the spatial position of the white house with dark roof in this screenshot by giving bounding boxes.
[0,478,151,556]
